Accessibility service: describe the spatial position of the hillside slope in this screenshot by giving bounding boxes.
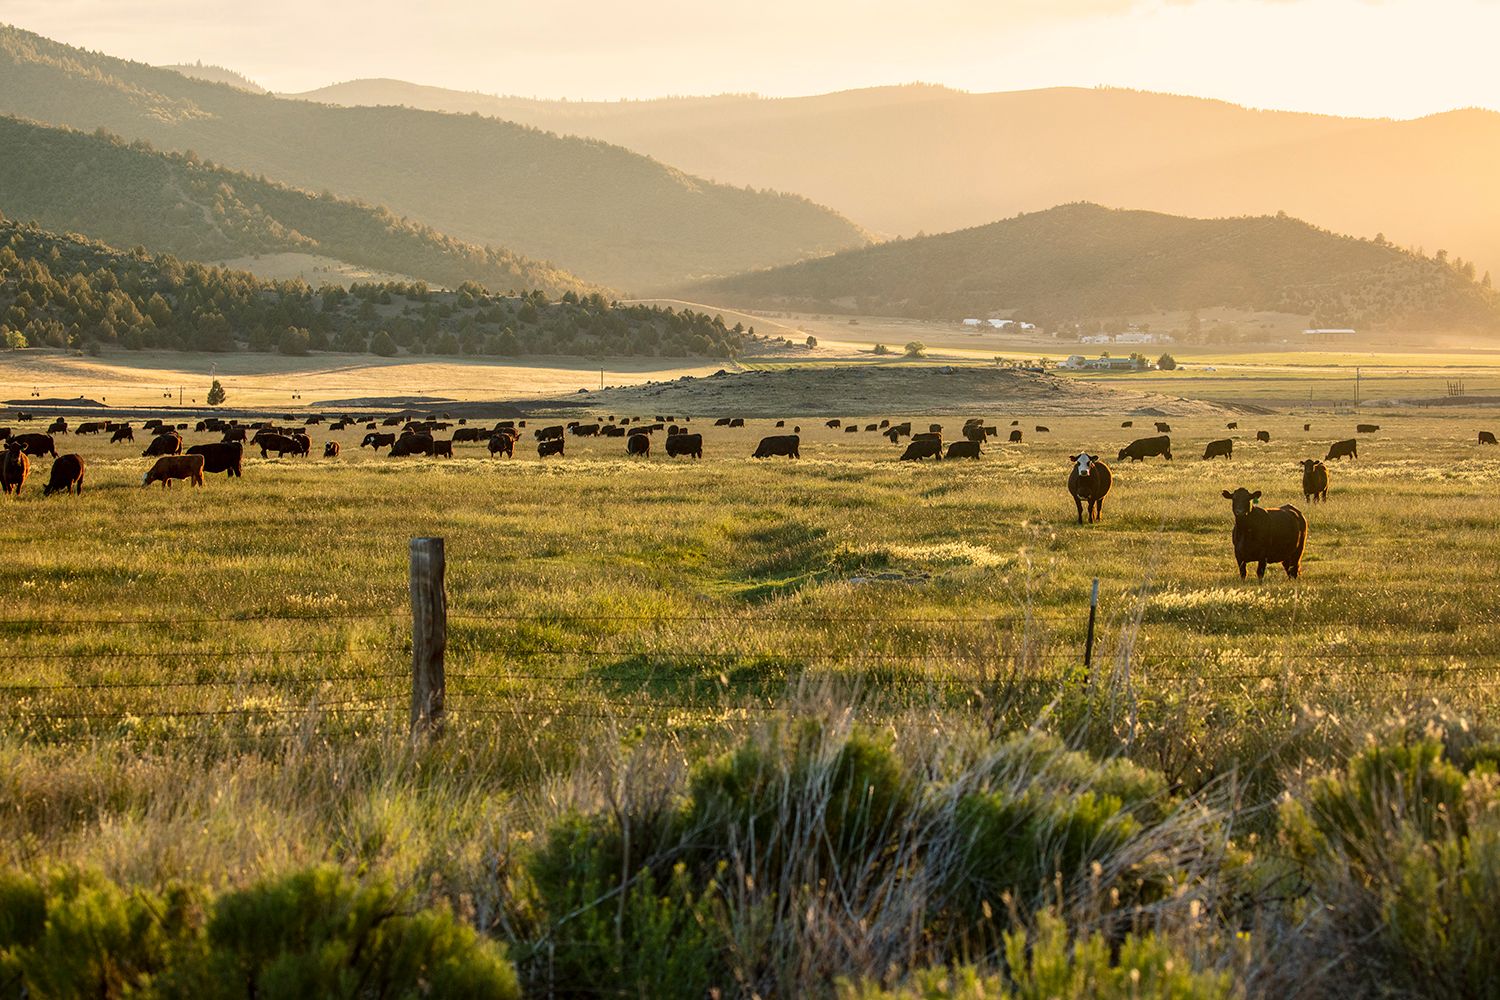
[0,219,754,358]
[0,115,593,298]
[292,80,1500,274]
[0,26,867,291]
[688,204,1500,332]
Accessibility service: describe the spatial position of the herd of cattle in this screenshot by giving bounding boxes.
[0,410,1492,577]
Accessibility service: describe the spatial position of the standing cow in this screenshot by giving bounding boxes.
[1067,454,1112,524]
[43,454,85,496]
[1222,487,1307,580]
[1,444,28,496]
[1300,459,1328,502]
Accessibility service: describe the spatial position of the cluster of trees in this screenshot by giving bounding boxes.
[0,218,752,358]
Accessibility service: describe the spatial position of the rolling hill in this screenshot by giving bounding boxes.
[162,62,266,93]
[0,115,594,298]
[0,25,867,291]
[0,218,753,358]
[291,80,1500,276]
[688,204,1500,333]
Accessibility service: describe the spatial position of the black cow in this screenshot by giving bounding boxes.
[432,440,453,458]
[489,432,517,457]
[1155,422,1172,433]
[258,433,301,458]
[1008,430,1023,443]
[187,442,244,477]
[362,432,396,449]
[626,433,650,457]
[324,442,341,458]
[945,441,981,460]
[826,419,842,428]
[844,425,859,434]
[1357,424,1380,434]
[1203,439,1233,460]
[1326,439,1358,461]
[389,434,435,457]
[1121,420,1133,427]
[1256,430,1271,443]
[1,443,28,496]
[142,433,181,458]
[1222,487,1307,580]
[963,425,986,444]
[47,418,67,435]
[1482,431,1498,445]
[900,439,943,461]
[1067,454,1112,524]
[752,434,799,458]
[665,433,703,459]
[714,417,732,426]
[538,438,564,458]
[76,421,106,435]
[1300,459,1328,502]
[1034,425,1050,433]
[14,433,58,458]
[535,425,565,441]
[1118,436,1172,462]
[111,425,135,444]
[1227,422,1238,430]
[729,418,745,428]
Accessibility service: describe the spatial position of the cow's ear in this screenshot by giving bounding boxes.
[1221,490,1234,499]
[1251,490,1262,501]
[1069,454,1078,461]
[1090,454,1099,462]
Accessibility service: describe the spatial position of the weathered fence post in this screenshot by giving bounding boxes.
[409,537,447,738]
[1082,578,1099,682]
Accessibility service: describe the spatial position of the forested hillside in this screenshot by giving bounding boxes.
[0,218,752,358]
[691,204,1500,332]
[0,115,594,298]
[0,25,866,290]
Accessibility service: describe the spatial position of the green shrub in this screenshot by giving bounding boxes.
[1280,737,1500,998]
[837,911,1235,999]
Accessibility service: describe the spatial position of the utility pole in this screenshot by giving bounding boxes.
[1355,367,1360,406]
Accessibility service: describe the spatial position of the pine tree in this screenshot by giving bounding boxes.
[206,379,226,406]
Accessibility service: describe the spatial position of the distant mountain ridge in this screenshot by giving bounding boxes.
[289,79,1500,275]
[162,62,266,93]
[689,203,1500,332]
[0,25,867,291]
[0,115,595,297]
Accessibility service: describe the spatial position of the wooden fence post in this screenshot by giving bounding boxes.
[409,537,447,738]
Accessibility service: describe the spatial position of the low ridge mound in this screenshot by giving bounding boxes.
[577,364,1235,417]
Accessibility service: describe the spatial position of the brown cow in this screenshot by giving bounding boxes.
[1119,435,1172,462]
[1326,439,1358,461]
[143,454,206,488]
[1222,487,1306,580]
[43,454,85,496]
[324,441,341,458]
[1480,431,1497,446]
[1,444,28,496]
[489,432,517,457]
[1300,459,1328,502]
[1067,454,1112,524]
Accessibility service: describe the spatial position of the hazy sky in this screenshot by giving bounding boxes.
[4,0,1496,118]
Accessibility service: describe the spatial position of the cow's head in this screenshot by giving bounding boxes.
[1070,453,1100,476]
[1300,459,1320,472]
[1221,487,1261,516]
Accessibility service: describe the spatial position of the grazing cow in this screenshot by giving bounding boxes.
[47,418,68,435]
[984,427,998,437]
[43,454,85,496]
[389,434,435,457]
[324,442,341,458]
[1227,422,1238,430]
[1300,460,1328,502]
[1067,454,1112,524]
[1118,435,1172,462]
[14,433,58,458]
[626,433,651,457]
[1357,424,1380,434]
[16,412,31,422]
[729,418,745,428]
[0,428,8,441]
[752,434,800,458]
[844,425,859,433]
[538,438,565,458]
[945,441,981,460]
[535,425,565,441]
[1222,487,1307,579]
[879,419,890,429]
[1203,439,1233,460]
[291,432,312,457]
[186,442,244,477]
[111,425,135,443]
[890,422,912,438]
[1121,420,1133,427]
[865,424,878,432]
[432,440,453,458]
[714,417,732,426]
[489,432,516,457]
[257,433,301,458]
[76,421,106,435]
[1326,439,1358,461]
[571,424,601,437]
[964,424,987,444]
[826,419,842,428]
[1155,422,1172,433]
[775,420,785,428]
[453,427,483,443]
[1,444,28,496]
[601,425,625,437]
[1304,423,1312,431]
[362,432,396,449]
[1256,430,1271,443]
[1008,430,1023,443]
[900,438,943,461]
[144,454,206,488]
[929,424,943,434]
[912,432,942,444]
[222,427,247,442]
[1480,431,1497,445]
[1035,425,1050,433]
[142,433,181,458]
[1011,420,1019,426]
[665,433,703,459]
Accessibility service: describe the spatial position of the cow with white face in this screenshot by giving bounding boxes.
[1067,452,1113,524]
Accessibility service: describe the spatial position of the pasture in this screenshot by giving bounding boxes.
[6,400,1500,995]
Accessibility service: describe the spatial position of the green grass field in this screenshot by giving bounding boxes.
[6,404,1500,995]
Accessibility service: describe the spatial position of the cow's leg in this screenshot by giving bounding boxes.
[1257,560,1267,579]
[1075,497,1084,524]
[1238,561,1247,579]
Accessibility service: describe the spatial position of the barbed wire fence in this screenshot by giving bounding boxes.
[5,538,1500,747]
